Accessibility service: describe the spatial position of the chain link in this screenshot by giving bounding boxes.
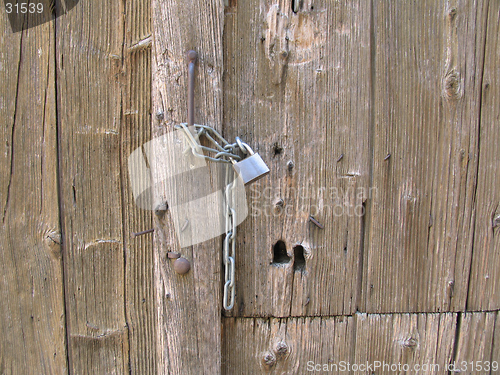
[223,163,237,310]
[174,123,244,163]
[175,123,247,311]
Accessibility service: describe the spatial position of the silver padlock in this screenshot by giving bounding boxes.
[232,138,270,185]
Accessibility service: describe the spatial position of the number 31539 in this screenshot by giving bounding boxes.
[6,3,44,14]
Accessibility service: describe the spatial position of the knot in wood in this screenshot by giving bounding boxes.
[443,70,462,101]
[400,336,418,349]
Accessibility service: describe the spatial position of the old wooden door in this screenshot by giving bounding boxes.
[1,0,500,374]
[152,0,500,374]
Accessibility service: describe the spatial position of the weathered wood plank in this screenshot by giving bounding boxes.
[492,312,500,370]
[121,0,156,373]
[361,0,488,313]
[0,14,67,374]
[223,0,371,317]
[223,313,457,374]
[354,313,456,374]
[152,0,224,373]
[56,1,129,373]
[467,0,500,311]
[222,316,354,374]
[451,312,497,374]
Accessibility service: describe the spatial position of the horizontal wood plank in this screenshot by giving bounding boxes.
[223,313,458,374]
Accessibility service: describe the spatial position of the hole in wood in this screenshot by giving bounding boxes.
[293,245,306,272]
[272,240,290,264]
[272,142,283,156]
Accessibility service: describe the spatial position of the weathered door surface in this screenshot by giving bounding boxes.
[1,0,500,374]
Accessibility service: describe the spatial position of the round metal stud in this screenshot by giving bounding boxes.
[173,257,191,275]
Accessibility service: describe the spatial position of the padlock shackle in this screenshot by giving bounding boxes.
[235,137,254,156]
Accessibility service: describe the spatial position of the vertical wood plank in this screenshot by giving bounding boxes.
[467,0,500,311]
[451,312,497,374]
[362,0,488,313]
[223,0,371,317]
[492,312,500,370]
[152,0,224,373]
[56,1,129,373]
[354,313,456,374]
[121,0,156,373]
[0,13,67,375]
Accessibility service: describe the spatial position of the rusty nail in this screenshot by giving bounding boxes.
[154,202,168,218]
[309,216,324,229]
[132,228,154,238]
[492,215,500,228]
[187,50,197,127]
[274,342,289,356]
[173,257,191,275]
[155,110,164,121]
[262,352,276,367]
[167,252,181,259]
[384,153,391,161]
[336,153,344,162]
[180,219,189,232]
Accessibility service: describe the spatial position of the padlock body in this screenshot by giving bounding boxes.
[233,153,270,185]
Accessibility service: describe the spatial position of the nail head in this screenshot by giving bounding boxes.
[262,352,276,366]
[173,257,191,275]
[167,252,181,259]
[187,50,197,62]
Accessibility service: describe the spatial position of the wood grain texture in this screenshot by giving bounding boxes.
[467,0,500,311]
[121,0,156,373]
[56,0,129,372]
[223,0,371,317]
[222,313,458,374]
[361,0,488,313]
[152,0,224,373]
[353,313,456,374]
[0,13,67,375]
[452,312,498,374]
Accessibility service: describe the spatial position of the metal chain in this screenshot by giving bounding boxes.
[174,123,243,163]
[223,162,236,310]
[175,123,247,311]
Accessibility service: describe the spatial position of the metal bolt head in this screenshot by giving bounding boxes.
[154,202,168,218]
[173,257,191,275]
[187,50,198,62]
[262,351,276,367]
[155,110,164,121]
[274,341,289,356]
[167,252,181,259]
